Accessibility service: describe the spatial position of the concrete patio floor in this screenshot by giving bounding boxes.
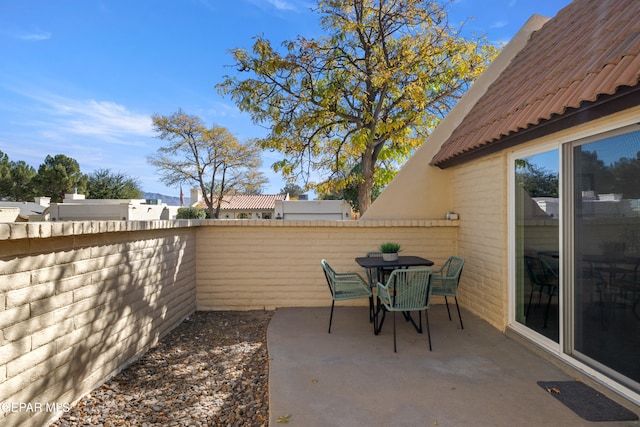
[268,305,640,426]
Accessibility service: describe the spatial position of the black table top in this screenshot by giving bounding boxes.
[355,255,434,269]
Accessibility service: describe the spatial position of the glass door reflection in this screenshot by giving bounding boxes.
[514,150,560,343]
[572,130,640,390]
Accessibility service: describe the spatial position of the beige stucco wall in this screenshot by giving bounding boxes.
[0,221,197,427]
[449,152,509,329]
[196,219,459,311]
[1,218,458,426]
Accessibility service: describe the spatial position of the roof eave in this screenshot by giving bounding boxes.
[432,83,640,169]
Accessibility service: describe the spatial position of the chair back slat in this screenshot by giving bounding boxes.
[321,259,371,299]
[524,255,558,286]
[537,253,559,279]
[386,268,433,310]
[320,259,372,334]
[321,259,336,295]
[432,256,465,297]
[444,256,465,279]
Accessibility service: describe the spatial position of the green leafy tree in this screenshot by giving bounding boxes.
[574,149,640,198]
[8,160,37,201]
[176,206,207,219]
[0,151,11,199]
[31,154,87,203]
[148,109,268,218]
[609,152,640,198]
[515,160,558,198]
[218,0,497,213]
[280,183,305,198]
[86,169,143,199]
[574,149,615,195]
[317,163,385,212]
[0,151,37,201]
[234,170,267,195]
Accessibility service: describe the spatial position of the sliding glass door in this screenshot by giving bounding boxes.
[571,129,640,390]
[513,149,560,343]
[511,126,640,394]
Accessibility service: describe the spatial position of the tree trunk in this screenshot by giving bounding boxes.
[358,151,375,214]
[205,200,216,219]
[358,179,372,215]
[202,185,216,219]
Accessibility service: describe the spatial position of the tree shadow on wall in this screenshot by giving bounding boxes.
[2,226,196,426]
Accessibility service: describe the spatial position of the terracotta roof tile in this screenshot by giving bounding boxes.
[214,194,287,211]
[431,0,640,167]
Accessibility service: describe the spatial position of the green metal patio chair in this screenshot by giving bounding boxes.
[321,259,373,334]
[376,268,434,352]
[431,256,465,329]
[364,251,389,322]
[524,255,559,328]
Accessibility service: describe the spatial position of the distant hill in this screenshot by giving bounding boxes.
[143,192,190,207]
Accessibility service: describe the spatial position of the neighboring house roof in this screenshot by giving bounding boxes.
[431,0,640,167]
[209,194,288,211]
[0,201,47,218]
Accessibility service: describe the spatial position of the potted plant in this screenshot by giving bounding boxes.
[379,242,402,261]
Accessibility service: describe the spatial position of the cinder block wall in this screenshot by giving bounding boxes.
[196,219,458,310]
[0,218,458,426]
[0,221,197,427]
[451,152,508,330]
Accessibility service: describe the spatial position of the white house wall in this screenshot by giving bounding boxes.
[274,200,353,220]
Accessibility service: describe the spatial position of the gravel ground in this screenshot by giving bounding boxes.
[51,311,273,427]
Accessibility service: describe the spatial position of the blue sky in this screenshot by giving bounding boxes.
[0,0,572,198]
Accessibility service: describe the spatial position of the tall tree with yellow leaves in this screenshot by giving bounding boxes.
[148,109,267,218]
[218,0,497,213]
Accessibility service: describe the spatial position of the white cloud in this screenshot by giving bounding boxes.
[4,27,52,41]
[266,0,296,10]
[490,20,508,29]
[5,87,154,146]
[20,31,52,41]
[52,98,153,139]
[244,0,299,12]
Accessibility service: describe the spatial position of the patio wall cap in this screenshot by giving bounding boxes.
[198,219,460,227]
[0,218,460,240]
[0,219,202,240]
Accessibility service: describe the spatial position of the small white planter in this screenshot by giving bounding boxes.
[382,252,399,262]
